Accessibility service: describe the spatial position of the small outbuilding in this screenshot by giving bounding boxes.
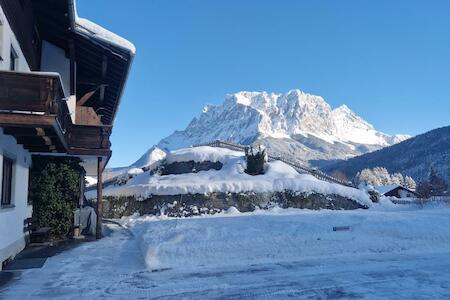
[375,185,419,199]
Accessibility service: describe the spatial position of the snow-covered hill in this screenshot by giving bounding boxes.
[90,146,370,205]
[156,90,408,166]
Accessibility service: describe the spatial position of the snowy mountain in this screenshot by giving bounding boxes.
[131,146,166,169]
[155,90,408,165]
[322,126,450,184]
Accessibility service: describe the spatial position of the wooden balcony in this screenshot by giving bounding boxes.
[0,70,68,153]
[0,71,61,113]
[67,124,112,156]
[0,70,113,157]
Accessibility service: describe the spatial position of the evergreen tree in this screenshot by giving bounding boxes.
[404,176,417,190]
[428,168,448,195]
[245,145,266,175]
[416,180,432,199]
[391,172,405,185]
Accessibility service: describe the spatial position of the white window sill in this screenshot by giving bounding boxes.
[0,204,15,211]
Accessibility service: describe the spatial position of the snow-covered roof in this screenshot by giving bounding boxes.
[75,17,136,55]
[72,0,135,55]
[374,185,399,194]
[374,185,415,195]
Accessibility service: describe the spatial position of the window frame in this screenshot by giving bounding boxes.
[1,156,14,207]
[9,46,18,71]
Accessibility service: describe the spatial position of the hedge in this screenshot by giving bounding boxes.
[29,156,84,237]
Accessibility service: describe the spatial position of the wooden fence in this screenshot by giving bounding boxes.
[391,196,450,205]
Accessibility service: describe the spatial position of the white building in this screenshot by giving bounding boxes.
[0,2,33,269]
[375,185,419,199]
[0,0,134,269]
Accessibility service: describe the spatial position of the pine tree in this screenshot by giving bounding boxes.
[417,180,432,199]
[391,173,405,185]
[404,176,417,190]
[355,167,414,188]
[428,168,448,196]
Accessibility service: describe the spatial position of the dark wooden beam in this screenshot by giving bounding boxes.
[0,113,56,127]
[3,127,44,137]
[98,55,108,104]
[23,145,57,152]
[16,136,50,146]
[77,88,99,106]
[69,39,76,96]
[67,148,112,157]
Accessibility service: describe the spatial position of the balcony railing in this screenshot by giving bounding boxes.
[0,70,64,114]
[0,71,112,156]
[67,124,112,155]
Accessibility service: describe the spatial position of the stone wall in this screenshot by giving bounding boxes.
[95,191,367,219]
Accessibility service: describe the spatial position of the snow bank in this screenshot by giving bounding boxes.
[123,205,450,271]
[86,146,371,206]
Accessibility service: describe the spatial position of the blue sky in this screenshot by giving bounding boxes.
[78,0,450,167]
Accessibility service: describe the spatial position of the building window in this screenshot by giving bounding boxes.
[1,157,13,207]
[10,46,18,71]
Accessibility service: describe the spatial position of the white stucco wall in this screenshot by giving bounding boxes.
[0,4,33,269]
[41,41,77,123]
[399,189,414,198]
[0,128,32,269]
[41,41,71,96]
[0,5,30,72]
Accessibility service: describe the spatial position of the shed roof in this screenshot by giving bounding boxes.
[375,185,417,196]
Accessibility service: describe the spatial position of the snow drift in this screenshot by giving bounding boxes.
[123,204,450,271]
[86,146,371,207]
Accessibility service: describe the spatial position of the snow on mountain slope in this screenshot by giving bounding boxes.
[323,126,450,183]
[131,146,166,168]
[156,89,408,165]
[331,104,394,146]
[104,146,167,181]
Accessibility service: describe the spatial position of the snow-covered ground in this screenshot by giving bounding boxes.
[85,146,371,207]
[3,203,450,299]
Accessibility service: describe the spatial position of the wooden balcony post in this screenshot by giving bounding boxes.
[96,156,103,239]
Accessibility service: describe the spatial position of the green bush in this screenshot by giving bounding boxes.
[245,146,266,175]
[29,156,84,237]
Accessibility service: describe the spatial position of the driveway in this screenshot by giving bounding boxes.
[2,223,450,299]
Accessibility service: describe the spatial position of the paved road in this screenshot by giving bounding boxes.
[1,225,450,299]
